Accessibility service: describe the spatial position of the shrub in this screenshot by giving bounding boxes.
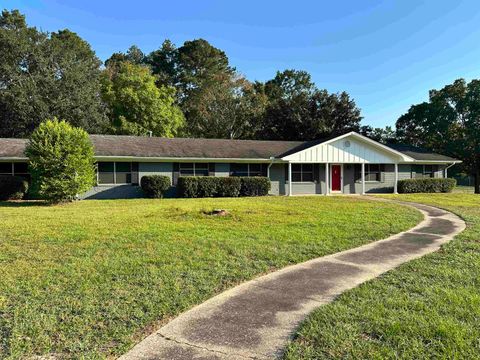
[0,175,29,200]
[397,178,456,193]
[177,176,270,198]
[141,175,171,198]
[177,177,200,198]
[240,177,271,196]
[216,177,241,197]
[25,118,96,203]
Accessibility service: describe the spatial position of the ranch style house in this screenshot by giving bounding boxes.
[0,132,459,199]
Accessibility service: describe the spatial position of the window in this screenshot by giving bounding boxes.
[98,162,115,184]
[179,163,209,176]
[0,162,12,175]
[13,162,30,180]
[97,162,135,184]
[413,165,436,179]
[115,162,132,184]
[292,164,314,182]
[355,164,383,182]
[231,163,265,177]
[423,165,435,178]
[365,164,381,182]
[0,162,30,180]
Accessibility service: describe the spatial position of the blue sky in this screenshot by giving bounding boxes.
[5,0,480,127]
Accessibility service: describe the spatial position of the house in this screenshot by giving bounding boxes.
[0,132,459,198]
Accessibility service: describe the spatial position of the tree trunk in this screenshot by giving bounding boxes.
[475,168,480,194]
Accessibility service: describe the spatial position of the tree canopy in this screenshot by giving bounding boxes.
[101,61,184,137]
[396,78,480,193]
[0,10,107,137]
[255,70,362,140]
[1,9,366,143]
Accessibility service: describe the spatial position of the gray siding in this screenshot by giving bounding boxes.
[269,163,285,195]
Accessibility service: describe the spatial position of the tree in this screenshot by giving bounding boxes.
[104,45,145,68]
[0,10,107,137]
[360,125,397,144]
[145,39,258,138]
[101,61,184,137]
[396,78,480,194]
[144,40,178,87]
[255,70,362,140]
[185,76,267,138]
[25,119,96,202]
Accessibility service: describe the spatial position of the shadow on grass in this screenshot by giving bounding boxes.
[0,200,49,207]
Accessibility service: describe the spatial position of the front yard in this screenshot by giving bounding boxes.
[0,197,420,359]
[284,193,480,359]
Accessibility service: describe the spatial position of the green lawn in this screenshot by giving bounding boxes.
[284,193,480,360]
[0,197,420,359]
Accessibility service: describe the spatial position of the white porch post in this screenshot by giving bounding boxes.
[325,163,329,195]
[394,163,399,194]
[361,162,366,195]
[288,162,292,196]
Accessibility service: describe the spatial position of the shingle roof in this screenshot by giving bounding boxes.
[90,135,304,159]
[0,134,458,162]
[386,144,458,162]
[0,138,28,158]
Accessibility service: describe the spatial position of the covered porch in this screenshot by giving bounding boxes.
[286,162,399,196]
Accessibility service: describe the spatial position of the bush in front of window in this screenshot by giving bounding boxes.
[240,177,271,196]
[141,175,171,198]
[216,177,241,197]
[397,178,456,193]
[25,118,96,203]
[0,175,29,200]
[177,176,269,198]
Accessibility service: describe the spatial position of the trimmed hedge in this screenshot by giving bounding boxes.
[397,178,456,193]
[141,175,171,198]
[240,177,271,196]
[177,176,270,198]
[0,175,29,200]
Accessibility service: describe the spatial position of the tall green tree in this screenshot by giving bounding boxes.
[396,78,480,193]
[146,39,257,137]
[26,118,96,203]
[0,9,107,137]
[101,61,184,137]
[256,70,362,140]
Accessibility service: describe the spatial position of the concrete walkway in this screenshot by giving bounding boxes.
[120,199,466,360]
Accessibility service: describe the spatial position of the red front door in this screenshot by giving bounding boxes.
[331,165,341,191]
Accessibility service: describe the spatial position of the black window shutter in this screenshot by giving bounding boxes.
[173,163,180,185]
[284,164,289,181]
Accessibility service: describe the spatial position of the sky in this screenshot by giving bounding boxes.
[4,0,480,128]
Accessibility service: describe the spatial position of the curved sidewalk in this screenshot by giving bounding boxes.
[120,200,466,360]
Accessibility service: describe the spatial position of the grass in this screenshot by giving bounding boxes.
[284,193,480,360]
[0,196,420,359]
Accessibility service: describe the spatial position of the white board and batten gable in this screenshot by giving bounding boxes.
[281,132,413,164]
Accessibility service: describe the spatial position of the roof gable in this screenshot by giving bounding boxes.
[281,132,414,163]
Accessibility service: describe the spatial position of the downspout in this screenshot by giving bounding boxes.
[267,156,275,178]
[444,161,457,178]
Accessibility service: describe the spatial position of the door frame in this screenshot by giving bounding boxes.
[330,164,343,193]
